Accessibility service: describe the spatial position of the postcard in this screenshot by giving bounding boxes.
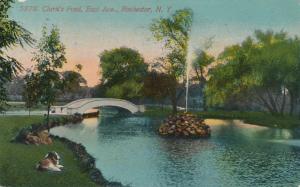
[1,0,300,186]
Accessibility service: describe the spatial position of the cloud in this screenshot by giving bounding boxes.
[18,0,27,2]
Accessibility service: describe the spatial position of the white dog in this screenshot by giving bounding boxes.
[36,151,64,172]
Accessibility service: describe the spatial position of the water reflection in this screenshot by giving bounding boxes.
[51,112,300,187]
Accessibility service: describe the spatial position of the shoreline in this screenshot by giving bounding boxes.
[143,107,300,129]
[3,109,299,186]
[50,134,124,187]
[12,115,124,187]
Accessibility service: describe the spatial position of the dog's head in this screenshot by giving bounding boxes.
[45,151,60,161]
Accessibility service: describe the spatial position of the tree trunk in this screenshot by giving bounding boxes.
[256,93,277,115]
[266,89,279,114]
[199,79,207,111]
[28,108,31,117]
[46,105,50,132]
[289,93,295,116]
[203,95,207,111]
[280,88,286,115]
[171,92,177,114]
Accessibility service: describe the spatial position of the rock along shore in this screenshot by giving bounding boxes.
[51,135,123,187]
[13,114,84,145]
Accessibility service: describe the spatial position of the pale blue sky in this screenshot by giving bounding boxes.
[8,0,300,85]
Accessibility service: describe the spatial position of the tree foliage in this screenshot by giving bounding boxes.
[106,80,143,100]
[100,47,147,84]
[192,50,215,111]
[150,8,193,79]
[0,0,34,112]
[143,71,177,104]
[99,47,147,99]
[23,72,39,116]
[32,25,67,129]
[150,8,193,112]
[62,70,87,93]
[206,30,300,115]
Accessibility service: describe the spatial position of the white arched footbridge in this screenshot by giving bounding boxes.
[51,98,145,115]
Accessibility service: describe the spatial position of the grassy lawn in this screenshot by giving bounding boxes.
[144,106,300,129]
[197,111,300,129]
[0,116,99,187]
[142,106,173,117]
[5,101,69,111]
[6,102,47,111]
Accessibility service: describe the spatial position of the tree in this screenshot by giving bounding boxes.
[0,0,34,112]
[75,64,83,71]
[99,47,148,99]
[6,76,25,99]
[206,30,300,116]
[62,65,87,94]
[63,71,86,92]
[150,8,193,113]
[61,70,87,100]
[32,25,67,130]
[90,84,107,98]
[192,50,215,111]
[23,71,39,116]
[283,37,300,115]
[143,71,177,109]
[106,80,143,100]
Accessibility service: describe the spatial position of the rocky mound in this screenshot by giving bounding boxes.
[25,130,53,145]
[159,113,211,138]
[14,114,84,145]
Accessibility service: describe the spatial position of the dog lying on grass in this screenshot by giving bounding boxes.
[36,151,64,172]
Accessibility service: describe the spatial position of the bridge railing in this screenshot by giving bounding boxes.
[51,98,145,114]
[66,98,138,109]
[50,106,68,114]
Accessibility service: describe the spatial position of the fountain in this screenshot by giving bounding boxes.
[158,45,211,138]
[185,50,192,112]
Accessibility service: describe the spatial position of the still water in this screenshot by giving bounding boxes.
[51,111,300,187]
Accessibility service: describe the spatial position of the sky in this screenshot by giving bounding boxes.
[7,0,300,86]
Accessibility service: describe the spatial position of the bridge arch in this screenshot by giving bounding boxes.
[51,98,145,115]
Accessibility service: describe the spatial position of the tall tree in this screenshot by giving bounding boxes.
[62,65,87,100]
[99,47,148,99]
[62,65,87,94]
[23,71,39,116]
[6,76,25,98]
[143,71,177,109]
[192,50,215,111]
[0,0,34,112]
[206,30,300,116]
[106,80,144,100]
[150,8,193,113]
[33,25,67,130]
[283,37,300,115]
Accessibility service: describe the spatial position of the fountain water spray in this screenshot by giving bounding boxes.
[185,49,193,113]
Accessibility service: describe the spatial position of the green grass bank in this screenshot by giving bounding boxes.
[0,116,99,187]
[144,106,300,129]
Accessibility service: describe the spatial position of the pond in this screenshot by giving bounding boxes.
[51,110,300,187]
